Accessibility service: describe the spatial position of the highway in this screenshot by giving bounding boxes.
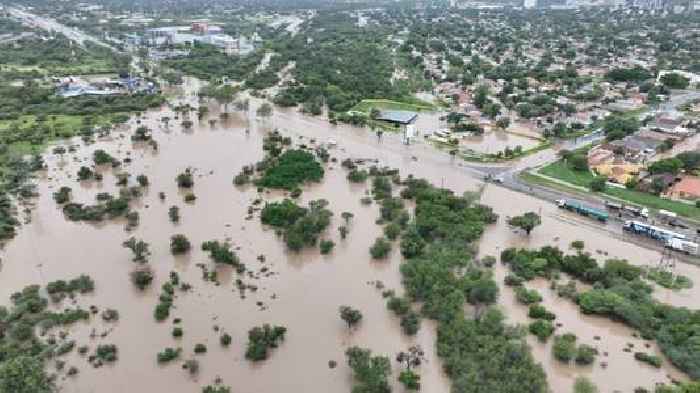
[7,7,119,53]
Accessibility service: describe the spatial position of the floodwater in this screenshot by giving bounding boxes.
[0,77,698,393]
[479,186,690,392]
[413,111,541,154]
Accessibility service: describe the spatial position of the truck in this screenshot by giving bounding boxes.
[623,220,687,242]
[666,237,700,255]
[622,205,649,219]
[556,199,609,222]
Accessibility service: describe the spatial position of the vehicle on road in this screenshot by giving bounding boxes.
[623,220,687,243]
[623,205,649,219]
[666,237,700,255]
[557,199,609,222]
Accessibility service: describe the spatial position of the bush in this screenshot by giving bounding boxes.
[220,333,232,347]
[504,274,524,286]
[201,240,242,270]
[529,320,555,342]
[339,306,363,328]
[245,324,287,361]
[154,302,171,321]
[130,269,153,290]
[53,187,71,204]
[400,311,421,335]
[319,239,335,254]
[347,169,369,183]
[194,344,207,354]
[370,237,391,259]
[169,206,180,222]
[172,327,183,338]
[170,234,192,254]
[260,199,332,250]
[157,347,181,363]
[528,304,556,320]
[384,223,401,240]
[575,344,598,365]
[514,287,542,304]
[257,149,324,190]
[95,344,118,362]
[634,352,662,368]
[176,170,194,188]
[387,296,411,316]
[552,333,577,363]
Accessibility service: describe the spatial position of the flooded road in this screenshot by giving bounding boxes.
[1,78,698,393]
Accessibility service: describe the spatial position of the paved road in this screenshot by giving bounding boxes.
[8,7,119,53]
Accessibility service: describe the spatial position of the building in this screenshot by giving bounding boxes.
[667,176,700,200]
[375,111,418,144]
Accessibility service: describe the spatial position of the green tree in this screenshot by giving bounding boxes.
[508,212,542,235]
[0,355,52,393]
[345,346,391,393]
[660,73,690,89]
[573,377,598,393]
[340,305,363,329]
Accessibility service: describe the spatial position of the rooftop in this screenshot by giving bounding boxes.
[376,110,418,125]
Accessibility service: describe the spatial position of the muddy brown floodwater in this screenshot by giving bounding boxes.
[0,77,697,393]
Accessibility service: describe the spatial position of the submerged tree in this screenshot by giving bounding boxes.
[339,306,363,329]
[508,212,541,235]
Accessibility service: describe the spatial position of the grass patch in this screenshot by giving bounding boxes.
[539,160,595,187]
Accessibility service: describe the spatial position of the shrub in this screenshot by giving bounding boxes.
[245,324,287,361]
[575,344,598,365]
[53,187,71,204]
[347,169,369,183]
[339,306,363,328]
[95,344,118,362]
[172,327,183,338]
[529,320,555,342]
[387,296,411,316]
[552,333,577,363]
[400,311,421,335]
[157,347,181,363]
[170,234,191,254]
[220,333,232,347]
[514,287,542,304]
[202,241,242,270]
[169,206,180,223]
[194,344,207,354]
[370,237,391,259]
[154,303,171,321]
[634,352,662,368]
[176,170,194,188]
[384,223,401,240]
[504,274,524,286]
[528,304,556,320]
[257,149,324,190]
[130,269,153,290]
[319,239,335,254]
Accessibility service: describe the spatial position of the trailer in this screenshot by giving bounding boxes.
[623,220,687,242]
[605,201,622,210]
[666,238,700,255]
[556,199,609,222]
